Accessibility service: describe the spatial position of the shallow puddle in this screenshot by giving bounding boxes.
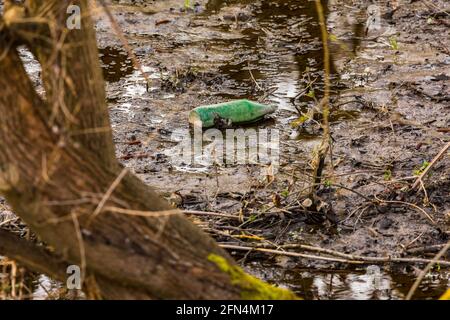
[91,0,448,300]
[101,0,355,174]
[0,0,448,302]
[2,256,446,300]
[203,0,331,112]
[251,264,449,300]
[100,47,134,82]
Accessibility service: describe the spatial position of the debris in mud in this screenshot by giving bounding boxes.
[1,0,449,300]
[188,99,277,128]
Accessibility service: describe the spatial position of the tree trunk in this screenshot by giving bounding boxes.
[0,0,296,299]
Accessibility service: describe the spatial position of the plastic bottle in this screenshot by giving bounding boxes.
[189,99,277,128]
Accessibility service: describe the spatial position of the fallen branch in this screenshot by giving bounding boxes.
[220,244,450,266]
[406,240,450,300]
[0,229,68,281]
[184,210,240,220]
[406,244,447,254]
[221,244,363,264]
[412,141,450,190]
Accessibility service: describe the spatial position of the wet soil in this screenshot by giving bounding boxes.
[0,0,449,299]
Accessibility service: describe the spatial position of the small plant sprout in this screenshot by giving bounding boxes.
[281,189,290,198]
[389,36,399,50]
[413,160,430,176]
[184,0,191,9]
[306,89,316,99]
[290,113,311,128]
[384,169,392,181]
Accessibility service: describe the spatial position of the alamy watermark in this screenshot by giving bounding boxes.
[66,265,82,290]
[66,5,81,30]
[167,127,280,176]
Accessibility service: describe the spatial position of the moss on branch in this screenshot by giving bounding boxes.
[208,254,300,300]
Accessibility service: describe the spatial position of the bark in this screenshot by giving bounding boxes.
[0,0,297,300]
[0,229,68,281]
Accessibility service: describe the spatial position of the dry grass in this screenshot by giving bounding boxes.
[0,259,32,300]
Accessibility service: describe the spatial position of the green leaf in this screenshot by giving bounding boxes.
[413,160,430,176]
[389,36,399,50]
[329,34,338,42]
[306,90,316,98]
[281,189,289,198]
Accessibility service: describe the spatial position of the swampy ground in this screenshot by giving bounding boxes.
[1,0,449,299]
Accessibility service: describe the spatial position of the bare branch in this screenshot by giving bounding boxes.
[0,229,68,281]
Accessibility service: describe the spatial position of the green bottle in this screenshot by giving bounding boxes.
[189,99,277,128]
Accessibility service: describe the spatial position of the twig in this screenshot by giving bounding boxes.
[88,168,128,223]
[184,210,240,220]
[221,244,363,264]
[247,61,262,91]
[406,240,450,300]
[374,195,436,224]
[412,141,450,190]
[220,244,450,266]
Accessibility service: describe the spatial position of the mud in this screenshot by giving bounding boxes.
[0,0,449,299]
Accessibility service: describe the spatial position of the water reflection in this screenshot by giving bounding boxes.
[99,47,134,82]
[32,275,62,300]
[254,264,449,300]
[210,0,329,112]
[327,0,366,73]
[313,268,395,300]
[201,0,348,119]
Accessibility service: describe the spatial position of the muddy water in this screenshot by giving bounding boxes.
[91,0,449,300]
[204,0,335,112]
[15,260,447,300]
[2,0,445,300]
[252,264,449,300]
[100,47,134,82]
[92,0,449,301]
